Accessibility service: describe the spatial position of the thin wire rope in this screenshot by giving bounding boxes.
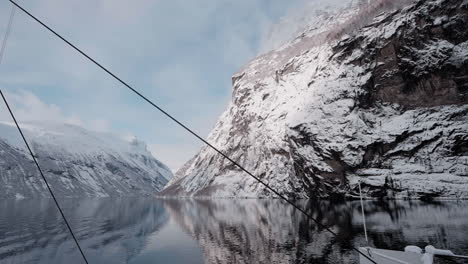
[0,4,89,264]
[7,0,377,262]
[358,181,369,245]
[0,2,15,64]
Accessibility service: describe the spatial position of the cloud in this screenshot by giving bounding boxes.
[0,90,69,123]
[0,90,109,132]
[258,0,353,53]
[0,90,64,122]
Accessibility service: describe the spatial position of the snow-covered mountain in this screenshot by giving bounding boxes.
[0,121,171,198]
[162,0,468,199]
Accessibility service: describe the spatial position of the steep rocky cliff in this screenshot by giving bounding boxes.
[162,0,468,199]
[0,121,171,198]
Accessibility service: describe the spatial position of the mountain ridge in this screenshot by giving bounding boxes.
[0,121,172,198]
[162,0,468,199]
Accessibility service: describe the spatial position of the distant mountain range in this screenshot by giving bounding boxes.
[0,121,171,198]
[162,0,468,199]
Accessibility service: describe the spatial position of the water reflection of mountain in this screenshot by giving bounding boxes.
[1,199,467,264]
[0,198,168,264]
[164,199,468,264]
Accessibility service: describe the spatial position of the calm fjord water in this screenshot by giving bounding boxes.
[0,198,467,264]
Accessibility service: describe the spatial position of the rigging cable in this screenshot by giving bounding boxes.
[358,181,369,245]
[0,2,15,64]
[0,3,89,264]
[7,0,377,262]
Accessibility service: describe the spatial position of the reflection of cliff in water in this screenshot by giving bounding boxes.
[0,198,168,264]
[164,199,468,264]
[164,199,358,264]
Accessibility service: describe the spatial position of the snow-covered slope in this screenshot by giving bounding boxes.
[0,121,171,198]
[162,0,468,199]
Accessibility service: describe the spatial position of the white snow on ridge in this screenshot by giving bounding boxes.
[0,121,150,156]
[0,121,172,198]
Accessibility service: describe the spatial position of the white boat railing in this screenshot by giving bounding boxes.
[359,245,468,264]
[357,181,468,264]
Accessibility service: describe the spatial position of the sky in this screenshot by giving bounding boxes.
[0,0,341,171]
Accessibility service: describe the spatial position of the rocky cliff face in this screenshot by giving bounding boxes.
[162,0,468,199]
[0,121,171,198]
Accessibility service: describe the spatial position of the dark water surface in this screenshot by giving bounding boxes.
[0,198,467,264]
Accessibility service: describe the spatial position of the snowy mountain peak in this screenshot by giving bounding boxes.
[0,121,172,198]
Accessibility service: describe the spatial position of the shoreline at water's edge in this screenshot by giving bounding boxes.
[154,195,468,201]
[5,194,467,201]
